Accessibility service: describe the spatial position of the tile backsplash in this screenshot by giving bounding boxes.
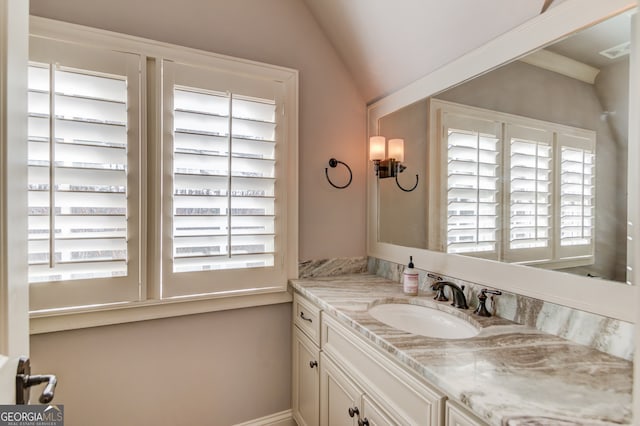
[298,256,368,278]
[367,257,634,360]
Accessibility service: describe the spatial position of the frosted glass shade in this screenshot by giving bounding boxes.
[369,136,386,161]
[388,138,404,162]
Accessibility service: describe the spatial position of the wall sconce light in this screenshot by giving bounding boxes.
[369,136,419,192]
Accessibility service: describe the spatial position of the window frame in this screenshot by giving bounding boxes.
[28,16,298,331]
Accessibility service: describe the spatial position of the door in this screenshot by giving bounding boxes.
[292,327,320,426]
[320,354,361,426]
[0,0,30,403]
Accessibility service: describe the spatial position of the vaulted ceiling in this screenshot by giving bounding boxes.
[302,0,561,103]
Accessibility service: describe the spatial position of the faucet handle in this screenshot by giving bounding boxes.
[473,289,502,317]
[431,281,448,301]
[429,274,449,301]
[427,273,443,282]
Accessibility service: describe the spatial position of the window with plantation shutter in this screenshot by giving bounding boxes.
[27,36,141,311]
[27,64,128,281]
[557,130,595,260]
[172,88,276,272]
[442,113,501,259]
[26,19,298,319]
[431,99,595,269]
[503,124,553,263]
[560,148,594,244]
[161,60,295,298]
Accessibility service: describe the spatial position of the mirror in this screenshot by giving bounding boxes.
[376,9,633,284]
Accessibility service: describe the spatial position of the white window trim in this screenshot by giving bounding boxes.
[28,17,299,333]
[30,289,293,334]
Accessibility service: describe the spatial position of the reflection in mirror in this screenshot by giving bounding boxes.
[378,102,428,248]
[377,10,632,283]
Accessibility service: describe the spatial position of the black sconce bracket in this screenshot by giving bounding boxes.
[375,159,418,192]
[396,173,419,192]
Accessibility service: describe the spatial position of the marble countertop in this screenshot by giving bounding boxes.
[290,274,632,426]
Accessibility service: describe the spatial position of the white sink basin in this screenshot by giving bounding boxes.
[368,303,479,339]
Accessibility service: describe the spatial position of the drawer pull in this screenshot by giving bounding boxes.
[358,418,370,426]
[348,406,359,418]
[309,360,318,368]
[300,311,313,323]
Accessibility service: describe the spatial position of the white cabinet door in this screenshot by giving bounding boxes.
[361,394,398,426]
[292,327,320,426]
[320,354,361,426]
[322,313,445,425]
[0,0,30,404]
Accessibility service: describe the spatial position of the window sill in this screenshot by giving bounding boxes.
[516,256,594,270]
[29,287,293,334]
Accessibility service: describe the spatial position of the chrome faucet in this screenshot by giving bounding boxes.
[432,281,469,310]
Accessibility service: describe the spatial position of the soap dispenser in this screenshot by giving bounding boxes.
[403,256,419,296]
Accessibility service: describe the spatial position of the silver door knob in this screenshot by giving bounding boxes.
[16,356,58,404]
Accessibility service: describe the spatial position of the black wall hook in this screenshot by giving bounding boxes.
[395,173,419,192]
[325,158,353,189]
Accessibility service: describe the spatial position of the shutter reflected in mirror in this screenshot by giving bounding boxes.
[560,147,594,247]
[444,113,501,258]
[508,138,551,250]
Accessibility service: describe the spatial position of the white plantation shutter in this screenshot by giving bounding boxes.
[162,60,290,298]
[172,88,276,272]
[443,113,501,259]
[557,130,596,260]
[28,36,141,311]
[504,124,553,263]
[27,64,128,280]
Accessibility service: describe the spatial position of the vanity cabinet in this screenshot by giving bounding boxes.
[293,292,485,426]
[292,295,321,426]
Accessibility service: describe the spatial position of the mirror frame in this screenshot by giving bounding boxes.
[367,0,639,323]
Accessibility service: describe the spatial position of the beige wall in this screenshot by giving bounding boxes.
[31,304,292,426]
[29,0,366,424]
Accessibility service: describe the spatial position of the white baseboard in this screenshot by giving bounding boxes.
[233,409,295,426]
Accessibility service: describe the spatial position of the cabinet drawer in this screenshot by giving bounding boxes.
[446,400,487,426]
[322,313,445,425]
[294,293,321,345]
